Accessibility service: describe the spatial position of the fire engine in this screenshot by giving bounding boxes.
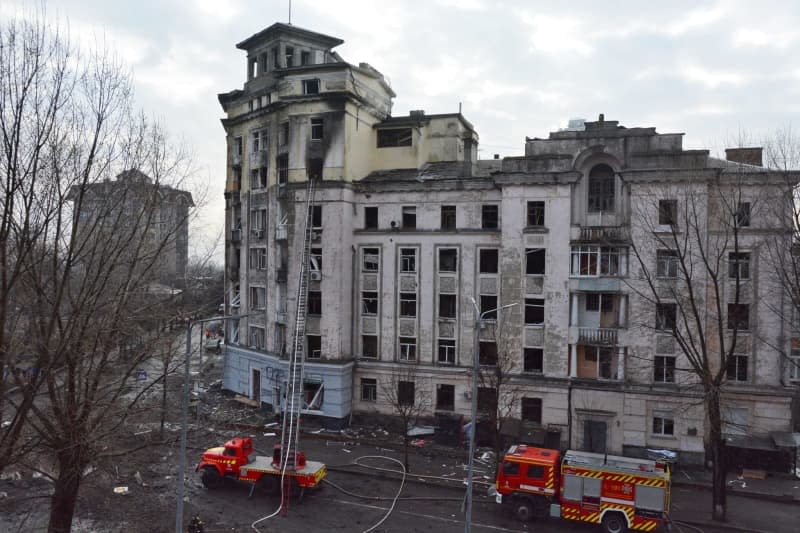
[196,436,326,497]
[495,445,671,533]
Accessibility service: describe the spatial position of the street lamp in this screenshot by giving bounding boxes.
[175,313,250,533]
[464,299,518,533]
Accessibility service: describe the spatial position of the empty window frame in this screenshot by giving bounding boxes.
[303,79,320,94]
[307,158,323,181]
[377,128,413,148]
[249,169,260,190]
[436,384,455,410]
[399,337,417,361]
[584,346,615,379]
[656,303,677,331]
[362,248,380,272]
[439,294,457,319]
[526,248,545,275]
[249,286,266,310]
[439,248,458,272]
[654,355,676,383]
[791,349,800,381]
[727,303,750,330]
[361,292,378,315]
[735,202,751,227]
[525,298,545,325]
[285,47,295,67]
[399,292,417,317]
[300,50,311,66]
[658,199,677,225]
[361,378,377,401]
[441,205,456,230]
[400,248,417,272]
[729,252,750,280]
[310,118,324,140]
[310,248,322,273]
[310,205,322,228]
[524,348,544,373]
[479,249,499,274]
[570,246,627,277]
[277,154,288,185]
[402,206,416,228]
[307,290,322,315]
[479,341,498,366]
[527,201,545,226]
[587,164,615,212]
[438,339,456,364]
[361,335,378,358]
[656,250,679,279]
[652,415,674,436]
[480,295,498,320]
[280,122,290,146]
[307,335,321,359]
[398,380,415,406]
[251,131,261,152]
[271,47,279,69]
[364,207,378,229]
[482,205,499,229]
[521,397,543,424]
[234,136,243,157]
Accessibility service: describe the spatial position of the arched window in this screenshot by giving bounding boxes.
[587,164,615,212]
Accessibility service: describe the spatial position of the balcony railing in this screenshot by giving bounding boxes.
[275,224,288,241]
[231,229,241,243]
[249,150,268,168]
[578,327,618,345]
[578,226,630,243]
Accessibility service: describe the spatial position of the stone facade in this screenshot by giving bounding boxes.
[220,24,800,458]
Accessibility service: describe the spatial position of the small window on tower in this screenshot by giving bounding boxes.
[310,118,324,140]
[303,79,320,95]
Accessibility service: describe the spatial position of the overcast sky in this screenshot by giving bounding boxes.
[7,0,800,262]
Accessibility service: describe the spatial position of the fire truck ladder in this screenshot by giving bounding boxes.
[279,177,316,514]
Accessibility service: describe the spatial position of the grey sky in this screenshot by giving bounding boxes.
[8,0,800,261]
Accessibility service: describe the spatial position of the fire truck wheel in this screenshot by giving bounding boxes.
[257,475,280,496]
[601,511,628,533]
[512,499,534,522]
[201,467,223,490]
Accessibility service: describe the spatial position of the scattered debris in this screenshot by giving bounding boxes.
[83,466,95,476]
[342,448,351,453]
[0,491,7,499]
[113,486,130,495]
[410,439,427,447]
[264,422,278,428]
[0,471,21,481]
[1,420,10,428]
[263,432,276,437]
[407,425,435,437]
[32,472,44,479]
[134,471,145,486]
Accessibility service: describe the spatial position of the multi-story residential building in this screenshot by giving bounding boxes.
[219,23,799,463]
[70,169,193,288]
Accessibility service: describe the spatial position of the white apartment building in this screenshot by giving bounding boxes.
[219,23,799,464]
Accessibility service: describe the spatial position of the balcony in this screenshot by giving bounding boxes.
[275,224,288,241]
[276,311,288,324]
[231,229,241,243]
[577,226,630,243]
[578,327,618,346]
[276,268,288,283]
[250,227,265,240]
[249,150,269,168]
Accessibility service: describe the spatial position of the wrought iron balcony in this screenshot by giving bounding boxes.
[578,327,618,345]
[230,229,241,243]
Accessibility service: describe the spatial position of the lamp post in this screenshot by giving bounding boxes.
[464,299,518,533]
[175,313,248,533]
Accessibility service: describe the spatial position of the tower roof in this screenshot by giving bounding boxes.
[236,22,344,51]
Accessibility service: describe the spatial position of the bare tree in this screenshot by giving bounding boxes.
[379,364,431,472]
[0,12,197,532]
[626,161,794,522]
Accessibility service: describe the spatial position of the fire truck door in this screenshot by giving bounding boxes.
[581,477,601,510]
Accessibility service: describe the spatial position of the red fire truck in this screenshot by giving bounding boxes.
[196,436,326,496]
[495,445,671,533]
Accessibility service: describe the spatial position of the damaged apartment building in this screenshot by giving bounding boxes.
[219,23,800,464]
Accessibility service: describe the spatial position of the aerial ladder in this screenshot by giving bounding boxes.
[278,177,316,514]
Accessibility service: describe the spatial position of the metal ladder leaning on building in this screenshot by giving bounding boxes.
[279,177,316,515]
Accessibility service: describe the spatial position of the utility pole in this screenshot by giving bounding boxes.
[464,299,518,533]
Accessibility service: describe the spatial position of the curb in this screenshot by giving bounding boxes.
[672,479,800,506]
[674,518,770,533]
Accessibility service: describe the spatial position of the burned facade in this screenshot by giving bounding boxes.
[220,23,799,462]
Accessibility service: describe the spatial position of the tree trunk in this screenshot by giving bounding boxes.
[48,447,85,533]
[403,433,410,473]
[707,388,727,522]
[160,360,168,439]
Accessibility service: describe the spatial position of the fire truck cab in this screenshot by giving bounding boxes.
[496,445,671,533]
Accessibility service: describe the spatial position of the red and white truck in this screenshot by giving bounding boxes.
[196,436,326,497]
[495,445,671,533]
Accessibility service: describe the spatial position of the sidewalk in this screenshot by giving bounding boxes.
[671,465,800,504]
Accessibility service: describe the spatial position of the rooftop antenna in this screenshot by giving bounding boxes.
[289,0,292,24]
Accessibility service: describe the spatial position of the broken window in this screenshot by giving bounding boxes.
[362,248,380,272]
[735,202,751,227]
[400,248,416,272]
[280,122,290,146]
[438,339,455,364]
[377,128,413,148]
[398,381,415,406]
[480,295,498,320]
[436,384,455,411]
[361,335,378,358]
[277,154,288,185]
[570,246,627,277]
[521,397,542,424]
[399,337,416,361]
[477,387,497,413]
[656,303,676,331]
[656,250,679,279]
[727,303,750,330]
[272,47,279,69]
[285,47,295,67]
[399,292,417,317]
[525,298,545,325]
[402,206,416,228]
[524,348,543,373]
[659,199,677,225]
[361,378,377,401]
[526,248,545,275]
[439,294,457,319]
[527,201,545,226]
[364,207,378,229]
[310,205,322,228]
[361,292,378,315]
[307,290,322,315]
[582,346,616,379]
[479,341,497,366]
[310,118,324,140]
[307,335,321,359]
[310,248,322,273]
[301,50,310,65]
[234,136,243,156]
[441,205,456,230]
[303,79,319,94]
[482,204,499,229]
[439,248,458,272]
[588,164,615,212]
[307,158,323,181]
[479,249,499,274]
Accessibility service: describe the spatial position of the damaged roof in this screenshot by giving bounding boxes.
[359,161,490,183]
